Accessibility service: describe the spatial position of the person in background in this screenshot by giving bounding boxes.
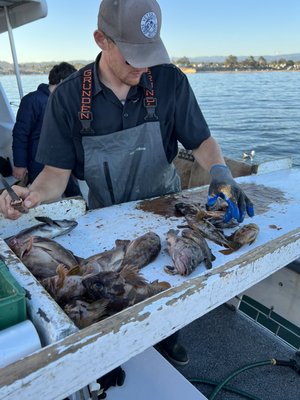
[0,0,254,367]
[12,62,82,197]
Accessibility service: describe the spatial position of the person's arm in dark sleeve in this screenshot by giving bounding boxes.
[12,94,36,167]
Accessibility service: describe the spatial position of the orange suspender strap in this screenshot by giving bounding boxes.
[144,69,158,121]
[78,67,94,134]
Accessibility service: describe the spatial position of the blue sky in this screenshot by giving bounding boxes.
[0,0,299,63]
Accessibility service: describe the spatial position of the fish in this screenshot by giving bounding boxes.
[8,235,79,280]
[165,229,215,276]
[220,223,260,255]
[184,213,233,249]
[79,239,130,275]
[41,264,86,305]
[5,216,78,244]
[82,265,171,312]
[175,201,238,229]
[121,231,161,270]
[181,229,216,270]
[79,231,161,275]
[64,299,109,328]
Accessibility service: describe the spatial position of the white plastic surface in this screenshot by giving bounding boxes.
[0,320,41,368]
[107,347,207,400]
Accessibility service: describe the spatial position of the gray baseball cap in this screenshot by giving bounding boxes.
[98,0,170,68]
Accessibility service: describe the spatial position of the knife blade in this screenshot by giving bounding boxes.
[0,176,29,213]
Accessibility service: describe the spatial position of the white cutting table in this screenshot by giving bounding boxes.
[0,167,300,400]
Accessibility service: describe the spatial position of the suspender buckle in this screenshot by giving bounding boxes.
[143,97,158,121]
[78,111,95,134]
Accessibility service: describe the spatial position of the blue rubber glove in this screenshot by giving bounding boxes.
[207,164,254,223]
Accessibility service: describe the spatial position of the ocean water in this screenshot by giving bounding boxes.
[1,70,299,167]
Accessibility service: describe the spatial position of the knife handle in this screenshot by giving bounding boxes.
[10,199,29,213]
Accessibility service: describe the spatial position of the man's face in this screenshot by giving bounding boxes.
[105,39,148,86]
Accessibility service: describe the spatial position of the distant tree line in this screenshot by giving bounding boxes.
[175,55,300,72]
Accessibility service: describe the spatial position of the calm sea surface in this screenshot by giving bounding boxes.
[1,71,299,167]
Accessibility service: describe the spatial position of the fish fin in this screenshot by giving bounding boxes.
[115,239,131,247]
[121,264,147,286]
[219,248,234,255]
[164,265,178,275]
[150,280,171,290]
[195,210,207,220]
[20,236,34,257]
[56,264,68,288]
[67,265,81,276]
[35,216,54,225]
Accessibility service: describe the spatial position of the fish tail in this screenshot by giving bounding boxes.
[219,248,234,255]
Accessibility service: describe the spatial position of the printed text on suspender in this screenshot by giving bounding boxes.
[78,68,95,134]
[144,69,158,121]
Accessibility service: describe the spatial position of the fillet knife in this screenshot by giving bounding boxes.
[0,176,28,213]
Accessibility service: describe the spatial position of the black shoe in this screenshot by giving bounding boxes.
[155,342,189,366]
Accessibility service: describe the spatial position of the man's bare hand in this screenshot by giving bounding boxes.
[0,186,41,220]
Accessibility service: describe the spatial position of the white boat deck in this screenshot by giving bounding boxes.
[0,167,300,399]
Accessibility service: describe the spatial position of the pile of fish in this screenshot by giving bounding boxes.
[164,202,260,276]
[5,208,260,326]
[5,218,170,328]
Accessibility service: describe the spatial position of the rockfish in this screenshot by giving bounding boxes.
[221,223,260,255]
[79,231,161,275]
[181,229,216,270]
[184,213,233,249]
[82,265,170,312]
[41,264,86,305]
[175,201,238,229]
[79,239,130,275]
[9,236,78,280]
[165,229,215,276]
[5,216,78,244]
[121,231,161,270]
[64,299,109,329]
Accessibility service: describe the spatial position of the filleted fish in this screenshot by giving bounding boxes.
[175,201,238,229]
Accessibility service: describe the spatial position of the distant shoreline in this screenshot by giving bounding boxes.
[1,69,299,77]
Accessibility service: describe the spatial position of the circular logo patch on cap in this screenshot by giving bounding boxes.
[141,12,158,38]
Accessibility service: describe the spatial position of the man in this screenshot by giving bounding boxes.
[0,0,254,365]
[12,62,82,197]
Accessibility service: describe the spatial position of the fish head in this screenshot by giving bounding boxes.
[8,236,33,258]
[234,223,260,245]
[83,271,125,300]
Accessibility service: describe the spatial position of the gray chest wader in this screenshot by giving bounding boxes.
[79,69,181,210]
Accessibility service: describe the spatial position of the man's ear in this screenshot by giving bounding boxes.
[94,30,108,50]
